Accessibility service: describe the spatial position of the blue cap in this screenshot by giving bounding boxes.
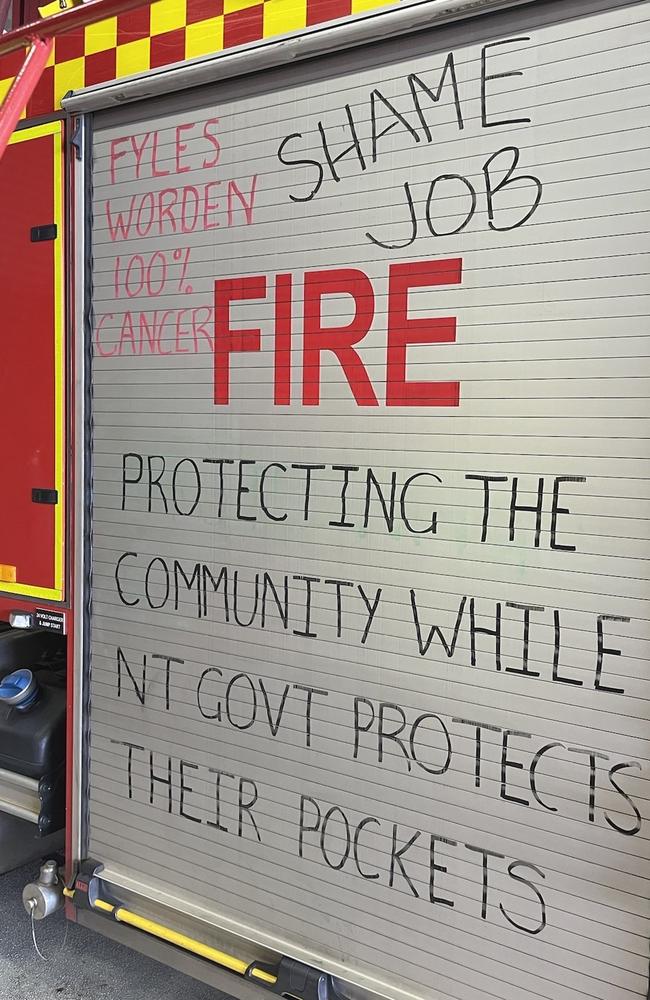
[0,669,39,710]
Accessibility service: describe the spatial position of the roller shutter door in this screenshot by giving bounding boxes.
[85,2,650,999]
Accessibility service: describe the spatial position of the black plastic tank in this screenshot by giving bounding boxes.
[0,626,67,842]
[0,627,66,779]
[0,626,64,680]
[0,678,66,780]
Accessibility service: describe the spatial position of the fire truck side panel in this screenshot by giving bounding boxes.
[0,121,65,602]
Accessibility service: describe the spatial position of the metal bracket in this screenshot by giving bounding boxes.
[70,117,83,161]
[37,765,65,836]
[247,957,339,1000]
[67,858,105,910]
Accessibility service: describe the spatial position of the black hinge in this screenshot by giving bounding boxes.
[247,958,338,1000]
[70,119,83,161]
[37,766,65,838]
[30,224,57,242]
[32,488,58,505]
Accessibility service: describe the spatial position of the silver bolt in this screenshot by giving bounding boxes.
[39,861,58,887]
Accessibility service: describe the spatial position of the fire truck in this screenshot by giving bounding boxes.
[0,1,649,999]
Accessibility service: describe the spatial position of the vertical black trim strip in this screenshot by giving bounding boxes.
[80,112,95,859]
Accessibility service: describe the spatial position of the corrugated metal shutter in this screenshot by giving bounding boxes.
[85,2,650,999]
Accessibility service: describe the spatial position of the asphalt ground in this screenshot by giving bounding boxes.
[0,861,228,1000]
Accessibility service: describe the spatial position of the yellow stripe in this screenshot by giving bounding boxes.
[116,38,151,78]
[91,896,277,985]
[263,0,306,37]
[54,57,85,107]
[6,121,60,144]
[2,121,65,603]
[52,121,65,601]
[85,17,118,56]
[250,967,277,984]
[116,907,250,975]
[93,898,115,913]
[185,16,223,59]
[150,0,187,36]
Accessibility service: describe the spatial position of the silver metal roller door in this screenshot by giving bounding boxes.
[84,1,650,999]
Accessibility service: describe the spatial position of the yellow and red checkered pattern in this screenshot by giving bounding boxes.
[0,0,395,120]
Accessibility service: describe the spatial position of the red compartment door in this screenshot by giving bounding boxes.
[0,122,65,601]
